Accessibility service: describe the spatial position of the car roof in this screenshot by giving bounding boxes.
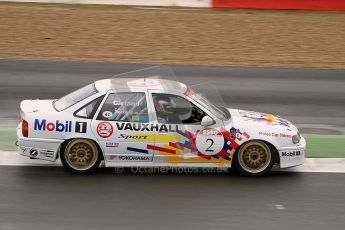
[94,78,188,94]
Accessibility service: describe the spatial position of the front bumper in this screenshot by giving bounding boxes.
[277,135,306,168]
[17,124,63,162]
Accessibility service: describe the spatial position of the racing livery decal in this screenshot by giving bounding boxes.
[144,127,251,166]
[107,124,251,165]
[126,146,149,154]
[239,110,290,127]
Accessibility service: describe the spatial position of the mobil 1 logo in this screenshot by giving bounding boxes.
[75,122,87,133]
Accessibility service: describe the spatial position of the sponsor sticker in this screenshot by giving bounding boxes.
[114,122,181,132]
[113,100,140,106]
[34,119,88,134]
[20,146,28,154]
[106,155,117,161]
[230,128,242,139]
[279,133,292,138]
[282,151,301,157]
[102,111,113,119]
[97,122,113,138]
[40,149,55,158]
[131,115,148,122]
[139,115,147,122]
[34,119,72,132]
[259,131,292,138]
[127,79,162,88]
[118,155,151,161]
[118,134,148,140]
[106,142,119,148]
[29,149,38,157]
[131,115,140,122]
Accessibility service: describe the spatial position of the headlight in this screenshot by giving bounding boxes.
[292,132,301,144]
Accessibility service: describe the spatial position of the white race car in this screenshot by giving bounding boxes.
[17,66,305,176]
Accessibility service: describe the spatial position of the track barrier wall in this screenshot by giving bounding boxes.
[212,0,345,11]
[1,0,345,10]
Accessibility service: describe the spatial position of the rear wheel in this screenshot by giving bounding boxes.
[60,139,102,174]
[234,140,274,176]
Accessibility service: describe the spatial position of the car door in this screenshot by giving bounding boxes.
[148,91,226,164]
[91,90,155,163]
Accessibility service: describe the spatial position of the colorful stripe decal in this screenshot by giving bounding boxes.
[127,147,149,154]
[176,130,191,139]
[147,145,176,154]
[243,132,250,138]
[169,142,184,150]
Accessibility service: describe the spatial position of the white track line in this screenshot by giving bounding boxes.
[280,158,345,173]
[1,151,344,173]
[133,7,204,11]
[134,7,168,10]
[0,151,61,166]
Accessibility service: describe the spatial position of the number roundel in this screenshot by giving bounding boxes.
[195,128,224,156]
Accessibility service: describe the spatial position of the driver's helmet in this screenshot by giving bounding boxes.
[154,95,175,115]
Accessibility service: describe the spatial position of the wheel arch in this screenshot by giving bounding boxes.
[58,137,104,160]
[232,138,280,165]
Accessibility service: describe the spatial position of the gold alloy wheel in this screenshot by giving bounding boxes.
[238,141,272,174]
[65,139,98,171]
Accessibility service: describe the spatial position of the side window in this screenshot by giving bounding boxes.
[74,96,104,119]
[97,92,149,122]
[152,93,206,124]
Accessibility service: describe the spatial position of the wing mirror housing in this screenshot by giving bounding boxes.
[201,116,215,127]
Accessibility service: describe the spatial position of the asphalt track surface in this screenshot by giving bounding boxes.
[0,59,345,229]
[1,59,345,134]
[0,166,344,230]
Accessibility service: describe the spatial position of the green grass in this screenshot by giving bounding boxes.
[304,134,345,158]
[0,128,17,151]
[0,128,344,157]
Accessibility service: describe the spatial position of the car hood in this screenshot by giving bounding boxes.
[228,109,298,133]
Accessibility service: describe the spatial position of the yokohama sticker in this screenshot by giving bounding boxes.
[97,122,113,138]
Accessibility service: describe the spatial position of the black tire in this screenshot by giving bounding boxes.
[233,140,274,176]
[60,139,102,175]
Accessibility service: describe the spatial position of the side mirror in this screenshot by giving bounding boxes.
[201,116,215,127]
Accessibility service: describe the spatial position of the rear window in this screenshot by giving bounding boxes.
[53,84,98,111]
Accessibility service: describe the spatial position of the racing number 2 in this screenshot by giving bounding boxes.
[205,138,214,152]
[196,128,224,155]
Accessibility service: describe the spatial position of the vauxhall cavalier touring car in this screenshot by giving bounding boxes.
[17,66,306,176]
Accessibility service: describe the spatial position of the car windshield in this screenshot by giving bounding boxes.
[186,86,230,121]
[53,84,98,111]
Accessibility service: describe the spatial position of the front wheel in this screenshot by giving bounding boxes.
[60,139,102,174]
[234,140,274,176]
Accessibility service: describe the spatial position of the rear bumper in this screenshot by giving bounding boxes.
[278,136,306,168]
[17,123,63,162]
